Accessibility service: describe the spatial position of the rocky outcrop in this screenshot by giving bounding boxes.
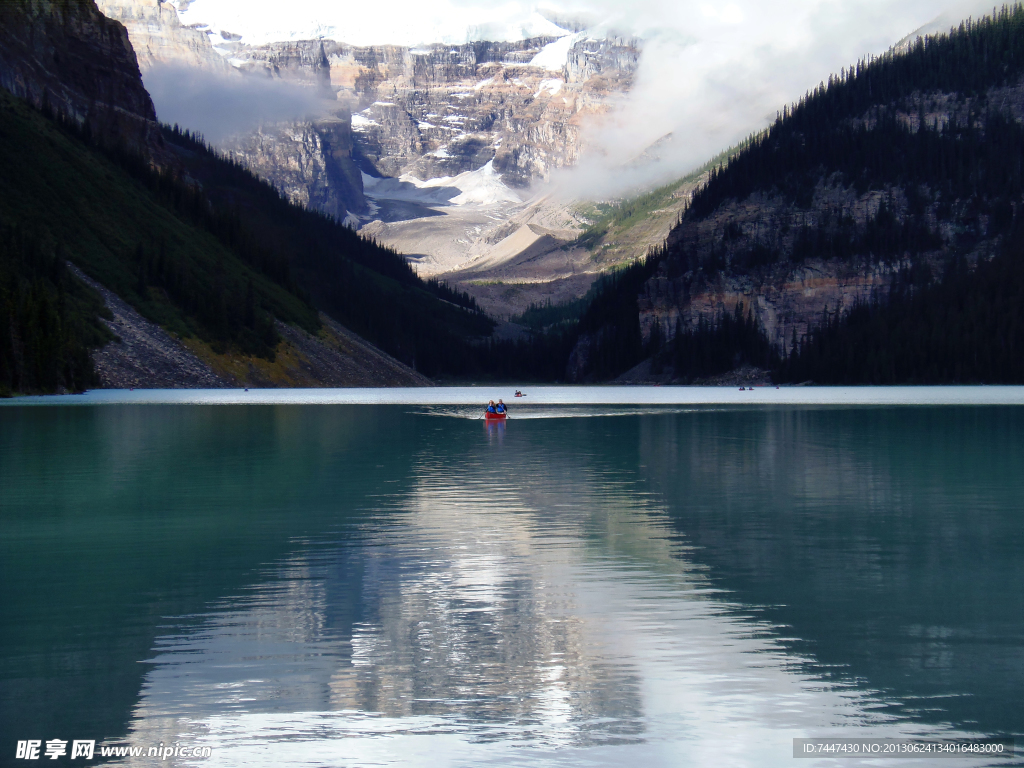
[637,186,914,351]
[232,39,333,91]
[639,254,905,354]
[94,0,231,72]
[225,114,366,220]
[0,0,165,161]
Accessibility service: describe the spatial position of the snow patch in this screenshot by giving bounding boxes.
[175,2,570,49]
[361,161,520,208]
[530,31,585,70]
[534,78,563,97]
[351,114,379,130]
[342,213,361,229]
[448,161,521,206]
[418,121,436,130]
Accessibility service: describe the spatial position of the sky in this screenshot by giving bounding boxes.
[167,0,996,197]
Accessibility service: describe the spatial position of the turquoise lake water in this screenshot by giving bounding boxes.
[1,389,1022,766]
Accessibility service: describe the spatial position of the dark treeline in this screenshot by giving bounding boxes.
[0,225,108,394]
[477,329,578,382]
[158,125,495,375]
[162,125,419,288]
[689,5,1024,222]
[570,255,660,380]
[511,296,588,329]
[778,213,1024,383]
[424,278,482,313]
[649,303,779,382]
[34,102,317,360]
[21,96,495,377]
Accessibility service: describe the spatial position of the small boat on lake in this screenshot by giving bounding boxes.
[485,411,507,421]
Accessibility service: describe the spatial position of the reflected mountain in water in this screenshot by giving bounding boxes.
[1,402,1021,767]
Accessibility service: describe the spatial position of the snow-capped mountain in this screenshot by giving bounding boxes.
[97,0,642,313]
[172,0,572,48]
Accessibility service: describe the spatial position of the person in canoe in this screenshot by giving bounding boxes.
[486,400,497,414]
[496,400,508,415]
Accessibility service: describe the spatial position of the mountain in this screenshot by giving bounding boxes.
[95,0,369,223]
[566,6,1024,384]
[93,0,643,309]
[0,0,493,394]
[99,0,639,208]
[0,0,165,160]
[94,0,232,72]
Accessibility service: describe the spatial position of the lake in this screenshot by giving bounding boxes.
[2,388,1022,766]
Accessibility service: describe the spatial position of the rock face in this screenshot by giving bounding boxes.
[226,115,366,221]
[0,0,165,161]
[229,34,640,189]
[348,35,638,187]
[94,0,367,218]
[639,187,919,352]
[94,0,231,72]
[91,0,640,238]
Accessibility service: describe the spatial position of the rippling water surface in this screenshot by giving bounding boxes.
[1,392,1022,766]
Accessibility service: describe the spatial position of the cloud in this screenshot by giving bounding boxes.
[142,64,331,144]
[542,0,997,199]
[166,0,997,197]
[176,0,569,47]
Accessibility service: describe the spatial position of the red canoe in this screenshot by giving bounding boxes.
[485,412,507,420]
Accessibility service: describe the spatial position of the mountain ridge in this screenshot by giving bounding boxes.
[562,6,1024,383]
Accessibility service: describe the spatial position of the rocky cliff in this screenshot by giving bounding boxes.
[639,190,916,352]
[230,34,640,188]
[226,114,365,222]
[94,0,231,72]
[0,0,165,160]
[95,0,367,218]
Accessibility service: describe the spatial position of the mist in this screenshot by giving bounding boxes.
[161,0,996,198]
[143,64,331,144]
[544,0,998,200]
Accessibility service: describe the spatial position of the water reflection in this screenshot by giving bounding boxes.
[2,404,1020,767]
[634,407,1024,737]
[116,409,1014,767]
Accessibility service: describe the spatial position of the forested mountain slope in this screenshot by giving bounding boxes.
[566,6,1024,383]
[0,0,492,393]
